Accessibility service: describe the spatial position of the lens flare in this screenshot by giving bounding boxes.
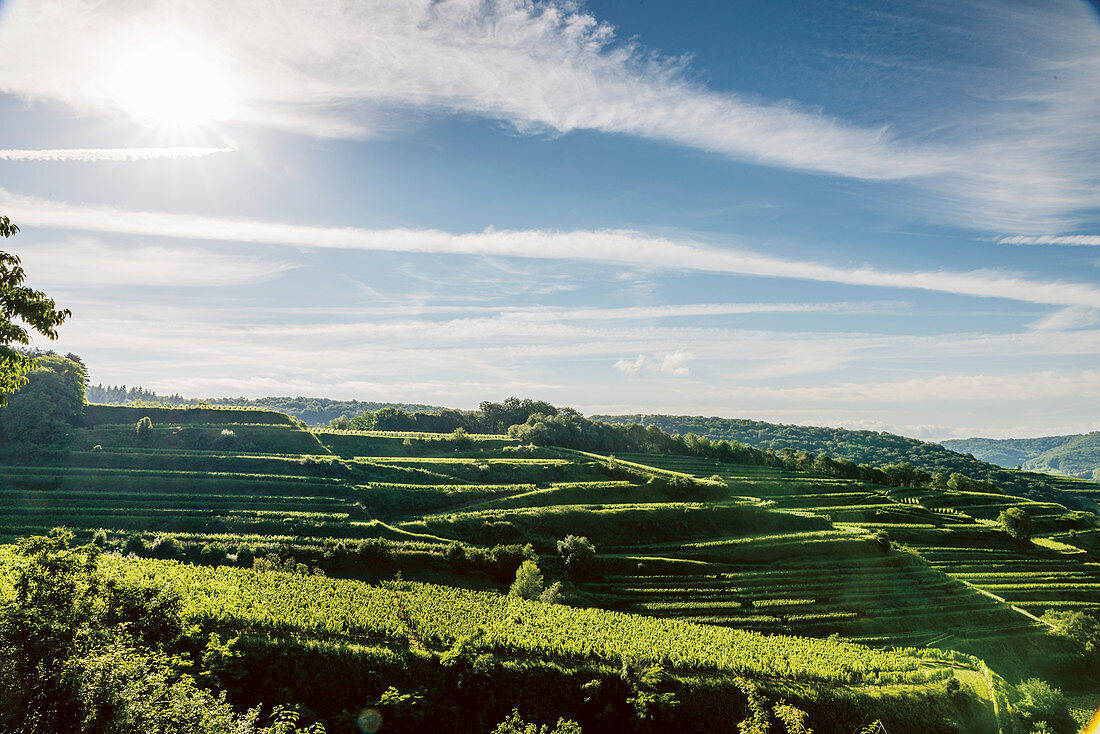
[105,37,237,129]
[1085,705,1100,734]
[356,708,383,733]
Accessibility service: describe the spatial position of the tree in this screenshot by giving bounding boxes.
[999,506,1033,542]
[509,560,544,600]
[0,215,71,405]
[0,353,86,453]
[1013,678,1070,731]
[557,535,598,580]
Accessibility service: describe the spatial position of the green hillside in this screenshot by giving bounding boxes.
[944,433,1100,481]
[1,371,1096,732]
[595,413,1100,508]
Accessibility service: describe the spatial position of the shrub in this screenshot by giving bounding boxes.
[199,542,229,566]
[135,416,153,440]
[122,533,148,557]
[1014,678,1068,728]
[91,529,108,548]
[445,541,470,573]
[509,560,544,600]
[999,507,1033,541]
[873,530,891,553]
[557,534,598,580]
[215,428,237,448]
[490,543,536,582]
[150,536,184,560]
[539,581,563,605]
[490,709,581,734]
[236,544,255,568]
[357,537,393,564]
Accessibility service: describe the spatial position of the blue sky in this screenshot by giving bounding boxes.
[1,0,1098,439]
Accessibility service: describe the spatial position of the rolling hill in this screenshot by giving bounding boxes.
[944,433,1100,481]
[4,400,1099,731]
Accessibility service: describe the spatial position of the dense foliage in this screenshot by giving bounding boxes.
[0,353,87,456]
[944,433,1100,481]
[594,413,1086,502]
[0,532,322,734]
[0,216,71,406]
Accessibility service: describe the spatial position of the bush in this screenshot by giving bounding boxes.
[215,428,237,448]
[150,536,184,560]
[135,416,153,439]
[509,560,544,600]
[999,507,1033,541]
[91,529,108,548]
[445,541,470,573]
[557,534,597,580]
[490,709,581,734]
[1014,678,1069,729]
[199,542,229,566]
[873,530,891,553]
[236,544,255,568]
[122,533,148,557]
[489,543,536,582]
[539,581,563,605]
[357,537,393,564]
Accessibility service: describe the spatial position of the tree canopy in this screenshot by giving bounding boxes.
[0,215,71,405]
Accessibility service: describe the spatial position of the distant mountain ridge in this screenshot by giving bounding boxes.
[943,432,1100,481]
[593,412,1100,506]
[85,384,445,426]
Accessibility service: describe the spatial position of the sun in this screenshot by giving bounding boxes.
[105,39,238,129]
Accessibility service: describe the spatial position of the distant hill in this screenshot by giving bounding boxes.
[943,432,1100,481]
[593,413,1100,506]
[86,384,445,425]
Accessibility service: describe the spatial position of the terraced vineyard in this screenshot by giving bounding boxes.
[3,403,1098,731]
[612,453,1100,672]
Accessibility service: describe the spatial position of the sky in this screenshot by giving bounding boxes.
[1,0,1099,440]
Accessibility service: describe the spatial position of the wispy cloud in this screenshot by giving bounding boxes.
[0,0,1097,230]
[999,235,1100,246]
[0,147,234,162]
[1029,306,1100,332]
[19,237,295,287]
[5,189,1100,308]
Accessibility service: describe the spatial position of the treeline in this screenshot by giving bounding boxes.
[331,402,1001,492]
[86,383,443,425]
[594,413,1086,503]
[329,397,561,434]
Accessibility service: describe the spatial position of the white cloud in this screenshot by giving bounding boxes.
[17,238,295,287]
[613,351,693,378]
[613,355,647,377]
[999,235,1100,246]
[0,0,1097,229]
[5,189,1100,308]
[0,147,234,162]
[1029,306,1100,332]
[658,350,693,376]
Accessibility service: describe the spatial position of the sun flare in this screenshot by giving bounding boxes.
[105,39,237,129]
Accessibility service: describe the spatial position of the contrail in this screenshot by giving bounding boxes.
[0,147,234,162]
[998,234,1100,246]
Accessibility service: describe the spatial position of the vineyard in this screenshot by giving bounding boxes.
[2,403,1100,731]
